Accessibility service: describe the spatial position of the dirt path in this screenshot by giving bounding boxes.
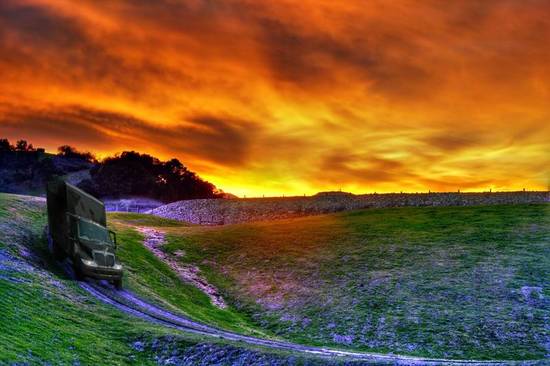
[78,279,539,366]
[137,227,227,308]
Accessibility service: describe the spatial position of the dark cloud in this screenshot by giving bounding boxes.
[253,17,433,96]
[185,115,258,165]
[0,109,114,150]
[0,2,106,69]
[312,150,408,185]
[422,133,483,152]
[3,0,548,100]
[0,1,201,104]
[0,105,257,167]
[254,18,370,85]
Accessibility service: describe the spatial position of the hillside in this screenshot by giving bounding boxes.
[156,203,549,360]
[0,194,367,365]
[1,192,548,364]
[0,140,221,202]
[0,150,92,195]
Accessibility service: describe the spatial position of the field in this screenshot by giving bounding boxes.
[158,204,549,360]
[0,192,548,364]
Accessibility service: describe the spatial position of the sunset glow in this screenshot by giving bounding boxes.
[1,0,549,196]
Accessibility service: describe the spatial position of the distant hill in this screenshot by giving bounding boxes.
[0,138,224,202]
[0,149,93,195]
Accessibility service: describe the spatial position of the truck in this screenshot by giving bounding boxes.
[46,179,123,289]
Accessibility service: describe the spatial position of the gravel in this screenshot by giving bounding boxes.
[151,191,549,225]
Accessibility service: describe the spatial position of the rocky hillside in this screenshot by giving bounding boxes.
[151,191,550,225]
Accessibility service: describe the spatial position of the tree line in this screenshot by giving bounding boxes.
[0,138,38,152]
[0,138,222,202]
[79,151,220,202]
[1,138,96,161]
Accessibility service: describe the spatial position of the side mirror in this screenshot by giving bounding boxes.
[109,230,117,248]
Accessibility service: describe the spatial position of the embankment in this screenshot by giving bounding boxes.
[150,191,549,225]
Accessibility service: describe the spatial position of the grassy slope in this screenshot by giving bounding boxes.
[2,193,548,362]
[159,204,549,360]
[0,194,161,364]
[108,212,265,337]
[0,194,317,365]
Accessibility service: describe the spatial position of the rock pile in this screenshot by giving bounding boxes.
[150,191,549,225]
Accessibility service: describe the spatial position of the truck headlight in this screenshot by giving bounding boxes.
[82,259,97,267]
[113,264,122,270]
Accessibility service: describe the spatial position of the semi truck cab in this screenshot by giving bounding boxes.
[46,180,123,289]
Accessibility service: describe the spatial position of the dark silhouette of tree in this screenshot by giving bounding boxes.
[31,157,60,185]
[77,178,100,198]
[0,137,219,201]
[80,151,219,202]
[0,139,13,152]
[15,140,34,152]
[57,145,96,163]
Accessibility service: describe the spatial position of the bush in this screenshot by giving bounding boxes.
[57,145,96,163]
[0,139,13,152]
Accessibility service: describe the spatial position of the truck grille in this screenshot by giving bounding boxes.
[93,251,115,267]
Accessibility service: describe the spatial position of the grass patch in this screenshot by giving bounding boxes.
[0,273,161,365]
[109,212,187,228]
[0,194,160,364]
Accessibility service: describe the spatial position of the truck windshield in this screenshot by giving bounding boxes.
[78,219,111,244]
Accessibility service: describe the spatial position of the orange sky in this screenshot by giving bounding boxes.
[1,0,549,196]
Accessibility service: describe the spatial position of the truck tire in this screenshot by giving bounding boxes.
[45,226,64,261]
[113,278,123,291]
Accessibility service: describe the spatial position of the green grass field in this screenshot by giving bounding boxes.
[159,204,549,360]
[0,194,164,364]
[1,193,548,363]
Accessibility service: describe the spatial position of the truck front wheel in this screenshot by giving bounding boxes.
[113,278,123,290]
[73,260,85,281]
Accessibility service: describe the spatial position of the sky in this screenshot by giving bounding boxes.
[0,0,549,196]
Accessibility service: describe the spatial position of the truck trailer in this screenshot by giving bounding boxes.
[46,179,123,289]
